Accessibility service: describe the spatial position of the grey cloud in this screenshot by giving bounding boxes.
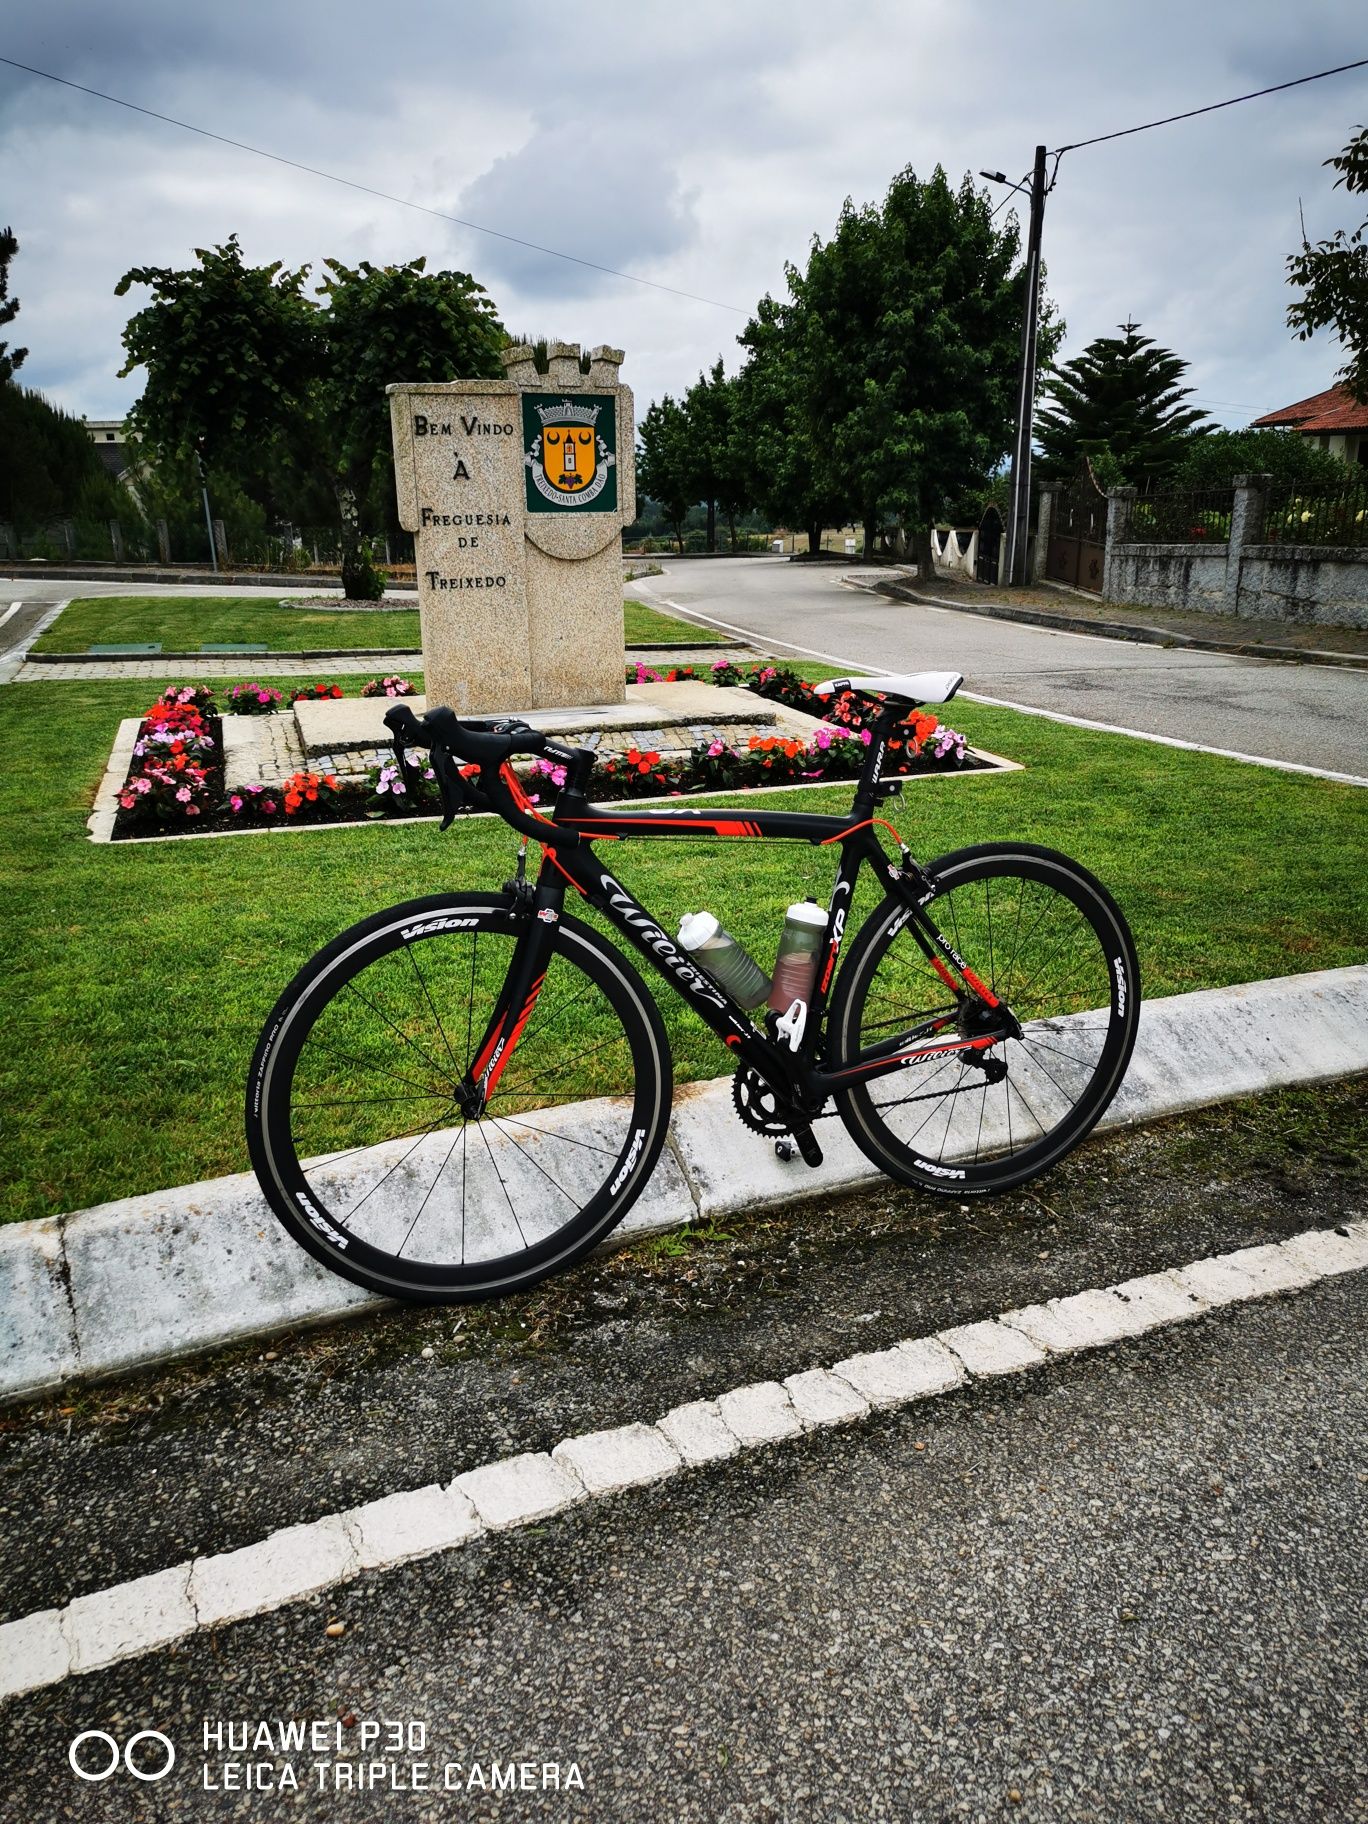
[2,0,1365,427]
[455,122,698,301]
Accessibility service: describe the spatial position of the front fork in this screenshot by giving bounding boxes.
[460,851,564,1115]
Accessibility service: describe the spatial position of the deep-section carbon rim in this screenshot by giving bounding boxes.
[246,895,670,1301]
[830,845,1140,1194]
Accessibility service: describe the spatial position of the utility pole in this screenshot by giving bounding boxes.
[1004,144,1047,587]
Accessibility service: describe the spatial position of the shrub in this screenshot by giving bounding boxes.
[361,675,418,698]
[226,682,284,715]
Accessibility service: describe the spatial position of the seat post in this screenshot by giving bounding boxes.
[852,701,905,810]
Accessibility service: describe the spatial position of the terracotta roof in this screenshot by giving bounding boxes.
[1251,383,1368,434]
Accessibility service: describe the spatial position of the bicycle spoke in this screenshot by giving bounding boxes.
[407,942,463,1078]
[474,1117,528,1251]
[396,1125,466,1260]
[342,979,452,1084]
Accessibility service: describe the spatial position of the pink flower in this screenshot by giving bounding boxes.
[119,792,135,809]
[707,740,724,757]
[814,728,832,750]
[859,728,873,745]
[262,799,277,814]
[229,794,243,812]
[176,786,192,803]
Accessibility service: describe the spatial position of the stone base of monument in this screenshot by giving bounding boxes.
[288,682,827,779]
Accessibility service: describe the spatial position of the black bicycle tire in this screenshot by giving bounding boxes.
[245,892,673,1302]
[828,843,1140,1195]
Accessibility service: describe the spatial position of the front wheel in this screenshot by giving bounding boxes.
[829,844,1139,1195]
[246,893,673,1302]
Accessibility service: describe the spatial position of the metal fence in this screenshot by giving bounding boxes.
[1125,488,1234,545]
[0,519,416,571]
[1257,479,1368,550]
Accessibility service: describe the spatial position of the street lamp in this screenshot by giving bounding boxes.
[983,148,1048,587]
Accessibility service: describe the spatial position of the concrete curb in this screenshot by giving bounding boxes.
[26,647,427,665]
[861,578,1368,673]
[2,964,1365,1403]
[4,1216,1366,1701]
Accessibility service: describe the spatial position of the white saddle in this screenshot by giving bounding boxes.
[813,671,964,706]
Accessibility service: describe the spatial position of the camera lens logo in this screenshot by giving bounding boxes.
[69,1730,176,1782]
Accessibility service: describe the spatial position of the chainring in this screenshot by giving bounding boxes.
[732,1067,794,1137]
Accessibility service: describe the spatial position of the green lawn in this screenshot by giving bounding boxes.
[31,595,717,654]
[623,599,725,645]
[1,671,1365,1225]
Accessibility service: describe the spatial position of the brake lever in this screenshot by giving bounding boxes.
[428,744,468,831]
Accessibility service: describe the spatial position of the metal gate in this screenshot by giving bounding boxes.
[975,505,1003,584]
[1046,464,1107,593]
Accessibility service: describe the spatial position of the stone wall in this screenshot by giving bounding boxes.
[1103,475,1368,628]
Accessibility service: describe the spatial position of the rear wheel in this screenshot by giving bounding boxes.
[829,844,1139,1194]
[246,893,672,1302]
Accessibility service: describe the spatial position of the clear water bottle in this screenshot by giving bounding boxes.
[768,901,827,1011]
[677,911,771,1009]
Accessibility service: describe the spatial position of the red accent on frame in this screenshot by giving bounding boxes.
[930,956,960,993]
[818,816,903,849]
[845,1032,997,1079]
[483,971,547,1096]
[561,815,763,838]
[959,967,999,1007]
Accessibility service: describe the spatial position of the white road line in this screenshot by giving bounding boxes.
[2,1220,1365,1702]
[653,593,863,669]
[0,602,22,629]
[643,587,1368,788]
[958,691,1368,788]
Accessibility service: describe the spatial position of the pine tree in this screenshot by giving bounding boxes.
[1,225,28,385]
[1035,321,1210,489]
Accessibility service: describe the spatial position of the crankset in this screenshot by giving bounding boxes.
[732,1067,793,1137]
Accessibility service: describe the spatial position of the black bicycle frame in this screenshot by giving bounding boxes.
[462,709,1015,1118]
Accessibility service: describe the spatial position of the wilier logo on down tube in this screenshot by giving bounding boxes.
[522,394,617,513]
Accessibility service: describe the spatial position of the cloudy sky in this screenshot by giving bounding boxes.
[3,1,1365,432]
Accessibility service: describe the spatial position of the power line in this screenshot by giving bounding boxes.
[1052,57,1368,156]
[0,53,746,314]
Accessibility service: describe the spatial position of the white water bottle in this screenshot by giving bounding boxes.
[768,901,827,1011]
[677,911,771,1009]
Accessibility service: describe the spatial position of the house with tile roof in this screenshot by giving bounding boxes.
[1251,384,1368,467]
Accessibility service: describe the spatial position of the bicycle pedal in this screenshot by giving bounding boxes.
[791,1125,824,1169]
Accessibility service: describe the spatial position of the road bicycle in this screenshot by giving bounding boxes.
[246,671,1140,1303]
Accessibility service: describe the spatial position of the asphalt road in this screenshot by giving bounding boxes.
[2,1083,1365,1822]
[633,559,1368,780]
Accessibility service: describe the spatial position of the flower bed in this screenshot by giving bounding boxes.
[110,667,987,841]
[113,687,222,829]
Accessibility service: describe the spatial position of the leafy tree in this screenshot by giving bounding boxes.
[315,257,504,595]
[116,236,317,469]
[1170,426,1348,490]
[0,225,26,385]
[1287,125,1368,402]
[681,359,750,550]
[734,294,850,556]
[116,239,505,595]
[1035,321,1211,489]
[636,396,695,552]
[737,166,1037,569]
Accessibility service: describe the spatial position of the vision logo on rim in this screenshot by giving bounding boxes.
[522,394,618,513]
